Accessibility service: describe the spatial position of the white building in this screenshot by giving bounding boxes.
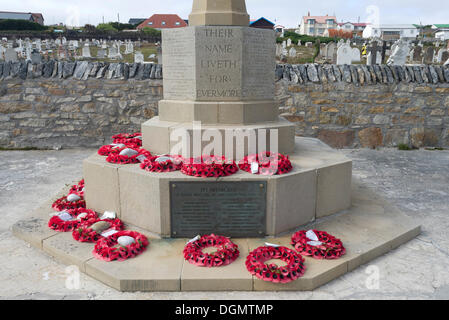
[432,25,449,41]
[362,24,419,40]
[298,13,338,37]
[337,22,368,33]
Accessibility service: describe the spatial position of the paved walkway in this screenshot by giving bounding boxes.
[0,148,448,300]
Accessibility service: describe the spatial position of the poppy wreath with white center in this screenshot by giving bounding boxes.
[93,230,149,262]
[183,234,240,267]
[238,152,293,176]
[48,208,97,232]
[105,147,152,164]
[291,230,346,260]
[181,155,239,178]
[98,144,142,157]
[112,132,142,147]
[140,155,184,173]
[72,218,124,243]
[246,246,306,283]
[52,195,86,212]
[68,179,85,197]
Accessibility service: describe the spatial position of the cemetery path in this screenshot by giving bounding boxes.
[0,148,448,300]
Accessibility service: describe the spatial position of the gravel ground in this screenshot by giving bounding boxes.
[0,148,448,300]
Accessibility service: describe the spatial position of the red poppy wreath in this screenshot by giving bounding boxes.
[93,230,149,262]
[72,218,124,243]
[52,180,87,211]
[112,132,142,147]
[140,155,184,173]
[183,234,240,267]
[238,152,293,176]
[291,230,346,260]
[246,246,306,283]
[68,179,85,197]
[181,155,239,178]
[48,208,97,232]
[105,147,152,164]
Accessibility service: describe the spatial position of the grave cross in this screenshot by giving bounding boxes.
[381,41,391,63]
[367,41,382,65]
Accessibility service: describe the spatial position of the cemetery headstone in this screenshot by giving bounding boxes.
[423,47,435,64]
[82,44,91,58]
[437,49,448,63]
[441,51,449,65]
[337,43,357,65]
[386,39,410,66]
[134,51,144,64]
[411,46,423,62]
[288,47,297,58]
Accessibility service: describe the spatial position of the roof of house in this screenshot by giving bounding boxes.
[338,22,368,27]
[367,24,417,29]
[0,11,44,23]
[249,17,275,26]
[137,14,188,29]
[0,11,33,20]
[302,15,337,24]
[433,24,449,29]
[129,18,146,25]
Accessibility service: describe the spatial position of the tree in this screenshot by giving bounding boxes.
[96,23,118,32]
[141,27,161,37]
[0,19,48,31]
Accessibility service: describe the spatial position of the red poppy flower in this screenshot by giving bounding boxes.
[140,155,184,173]
[238,152,292,176]
[181,156,239,178]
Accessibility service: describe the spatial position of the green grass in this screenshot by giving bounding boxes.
[398,144,413,151]
[54,43,159,64]
[424,147,445,151]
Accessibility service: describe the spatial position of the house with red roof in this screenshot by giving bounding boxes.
[298,13,338,36]
[136,14,187,30]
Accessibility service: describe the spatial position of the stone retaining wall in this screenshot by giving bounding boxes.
[0,78,162,149]
[1,61,449,149]
[276,64,449,148]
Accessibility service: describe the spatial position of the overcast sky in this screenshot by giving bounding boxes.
[1,0,447,27]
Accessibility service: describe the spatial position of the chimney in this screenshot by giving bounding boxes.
[308,12,310,16]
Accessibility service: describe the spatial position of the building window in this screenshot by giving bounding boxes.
[148,22,153,25]
[308,19,315,25]
[309,27,315,33]
[175,21,180,26]
[162,21,166,25]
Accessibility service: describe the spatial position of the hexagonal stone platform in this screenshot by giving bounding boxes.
[12,176,421,292]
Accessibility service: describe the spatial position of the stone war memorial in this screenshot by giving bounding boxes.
[13,0,421,292]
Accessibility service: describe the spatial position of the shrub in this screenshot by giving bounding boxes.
[141,27,161,37]
[96,23,118,32]
[0,19,47,31]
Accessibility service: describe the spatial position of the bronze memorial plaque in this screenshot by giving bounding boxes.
[170,182,267,238]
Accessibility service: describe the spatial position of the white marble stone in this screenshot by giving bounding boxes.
[117,236,136,246]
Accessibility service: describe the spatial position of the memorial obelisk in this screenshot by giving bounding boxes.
[142,0,295,159]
